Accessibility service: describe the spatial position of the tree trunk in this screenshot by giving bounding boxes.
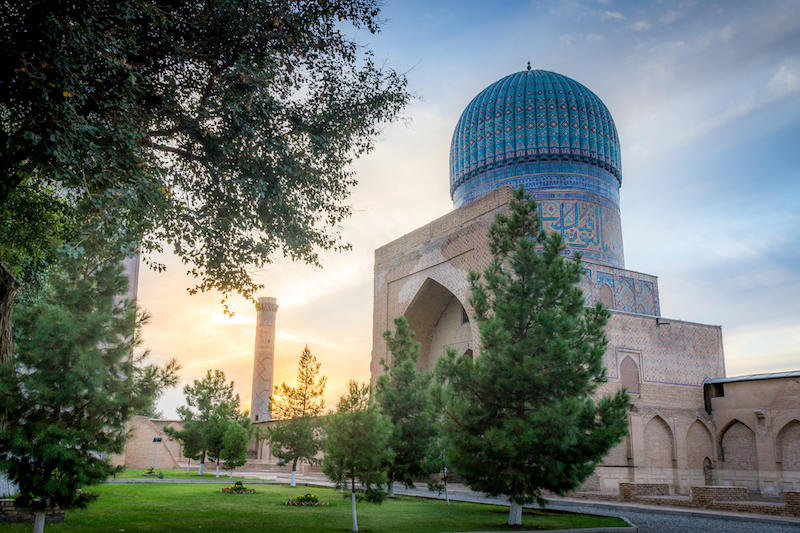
[186,459,191,474]
[387,479,394,498]
[229,469,233,479]
[0,262,19,364]
[351,480,358,532]
[444,479,450,506]
[215,461,220,478]
[290,459,297,487]
[198,455,205,475]
[508,500,523,526]
[33,510,46,533]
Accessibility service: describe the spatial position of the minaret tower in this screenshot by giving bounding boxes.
[251,296,278,423]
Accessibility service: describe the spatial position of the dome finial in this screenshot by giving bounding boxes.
[527,61,531,71]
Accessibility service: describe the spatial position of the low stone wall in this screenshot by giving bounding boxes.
[619,482,670,501]
[786,491,800,516]
[691,485,748,507]
[0,499,65,524]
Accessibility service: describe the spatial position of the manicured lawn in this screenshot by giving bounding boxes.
[113,468,264,481]
[0,484,628,532]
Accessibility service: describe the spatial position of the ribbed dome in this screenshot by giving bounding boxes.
[450,69,622,204]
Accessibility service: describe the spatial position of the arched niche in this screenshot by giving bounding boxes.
[686,420,714,470]
[619,356,640,395]
[719,420,757,470]
[776,419,800,472]
[403,278,473,372]
[644,415,675,469]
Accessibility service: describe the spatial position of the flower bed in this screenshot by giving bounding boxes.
[286,493,329,506]
[141,469,161,477]
[221,482,255,494]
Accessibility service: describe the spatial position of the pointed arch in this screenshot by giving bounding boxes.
[619,356,640,394]
[719,419,757,470]
[403,278,473,372]
[686,420,714,470]
[644,415,674,468]
[776,419,800,472]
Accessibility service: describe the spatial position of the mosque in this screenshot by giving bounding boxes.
[370,66,800,496]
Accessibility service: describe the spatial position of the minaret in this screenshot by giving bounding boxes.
[251,297,278,423]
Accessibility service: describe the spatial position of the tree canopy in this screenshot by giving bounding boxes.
[436,187,630,527]
[268,346,326,486]
[0,242,173,532]
[0,0,410,361]
[376,316,436,495]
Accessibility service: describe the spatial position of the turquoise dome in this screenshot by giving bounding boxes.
[450,69,622,207]
[449,68,625,267]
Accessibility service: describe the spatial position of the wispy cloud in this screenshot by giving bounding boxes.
[587,33,604,41]
[769,61,800,97]
[630,20,651,31]
[601,10,626,21]
[660,10,683,23]
[719,24,734,42]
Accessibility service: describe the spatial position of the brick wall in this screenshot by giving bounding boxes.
[786,492,800,516]
[686,420,714,470]
[0,499,64,523]
[691,485,748,507]
[720,422,757,470]
[644,416,674,468]
[619,482,669,500]
[777,421,800,471]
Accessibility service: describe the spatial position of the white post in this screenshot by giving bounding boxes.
[351,490,358,532]
[290,469,296,487]
[215,461,220,478]
[33,511,46,533]
[508,500,523,526]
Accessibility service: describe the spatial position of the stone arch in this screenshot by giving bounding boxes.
[403,278,473,372]
[619,356,640,394]
[686,420,714,470]
[644,415,675,468]
[776,419,800,472]
[719,420,757,470]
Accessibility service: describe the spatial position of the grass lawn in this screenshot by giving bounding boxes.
[0,484,628,532]
[113,469,264,481]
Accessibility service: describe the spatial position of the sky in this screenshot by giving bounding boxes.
[138,0,800,419]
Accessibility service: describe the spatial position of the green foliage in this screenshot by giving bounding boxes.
[165,370,248,471]
[0,245,168,515]
[376,316,437,490]
[269,346,327,471]
[0,0,411,309]
[221,421,250,472]
[436,187,630,520]
[323,381,393,494]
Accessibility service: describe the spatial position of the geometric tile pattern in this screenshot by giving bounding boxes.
[251,298,278,423]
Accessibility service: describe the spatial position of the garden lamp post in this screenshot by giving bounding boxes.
[152,437,162,470]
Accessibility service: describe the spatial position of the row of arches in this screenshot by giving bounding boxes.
[640,416,800,472]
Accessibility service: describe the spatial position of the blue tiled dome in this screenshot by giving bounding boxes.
[450,69,622,206]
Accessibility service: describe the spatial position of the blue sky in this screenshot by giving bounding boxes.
[139,0,800,417]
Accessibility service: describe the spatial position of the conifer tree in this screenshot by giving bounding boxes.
[221,420,250,478]
[166,370,242,476]
[269,346,326,487]
[0,245,172,533]
[323,381,393,532]
[376,316,436,497]
[436,187,630,526]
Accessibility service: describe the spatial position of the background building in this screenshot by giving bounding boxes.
[371,68,799,495]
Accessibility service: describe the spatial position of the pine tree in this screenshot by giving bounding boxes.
[221,420,250,478]
[165,370,242,476]
[436,187,630,526]
[268,346,326,487]
[0,246,171,533]
[376,316,436,497]
[323,381,393,532]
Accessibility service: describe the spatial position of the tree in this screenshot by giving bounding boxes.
[166,370,242,476]
[135,357,182,419]
[0,0,411,363]
[221,420,250,478]
[0,244,170,533]
[376,316,436,497]
[269,345,326,487]
[435,187,630,527]
[323,381,393,532]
